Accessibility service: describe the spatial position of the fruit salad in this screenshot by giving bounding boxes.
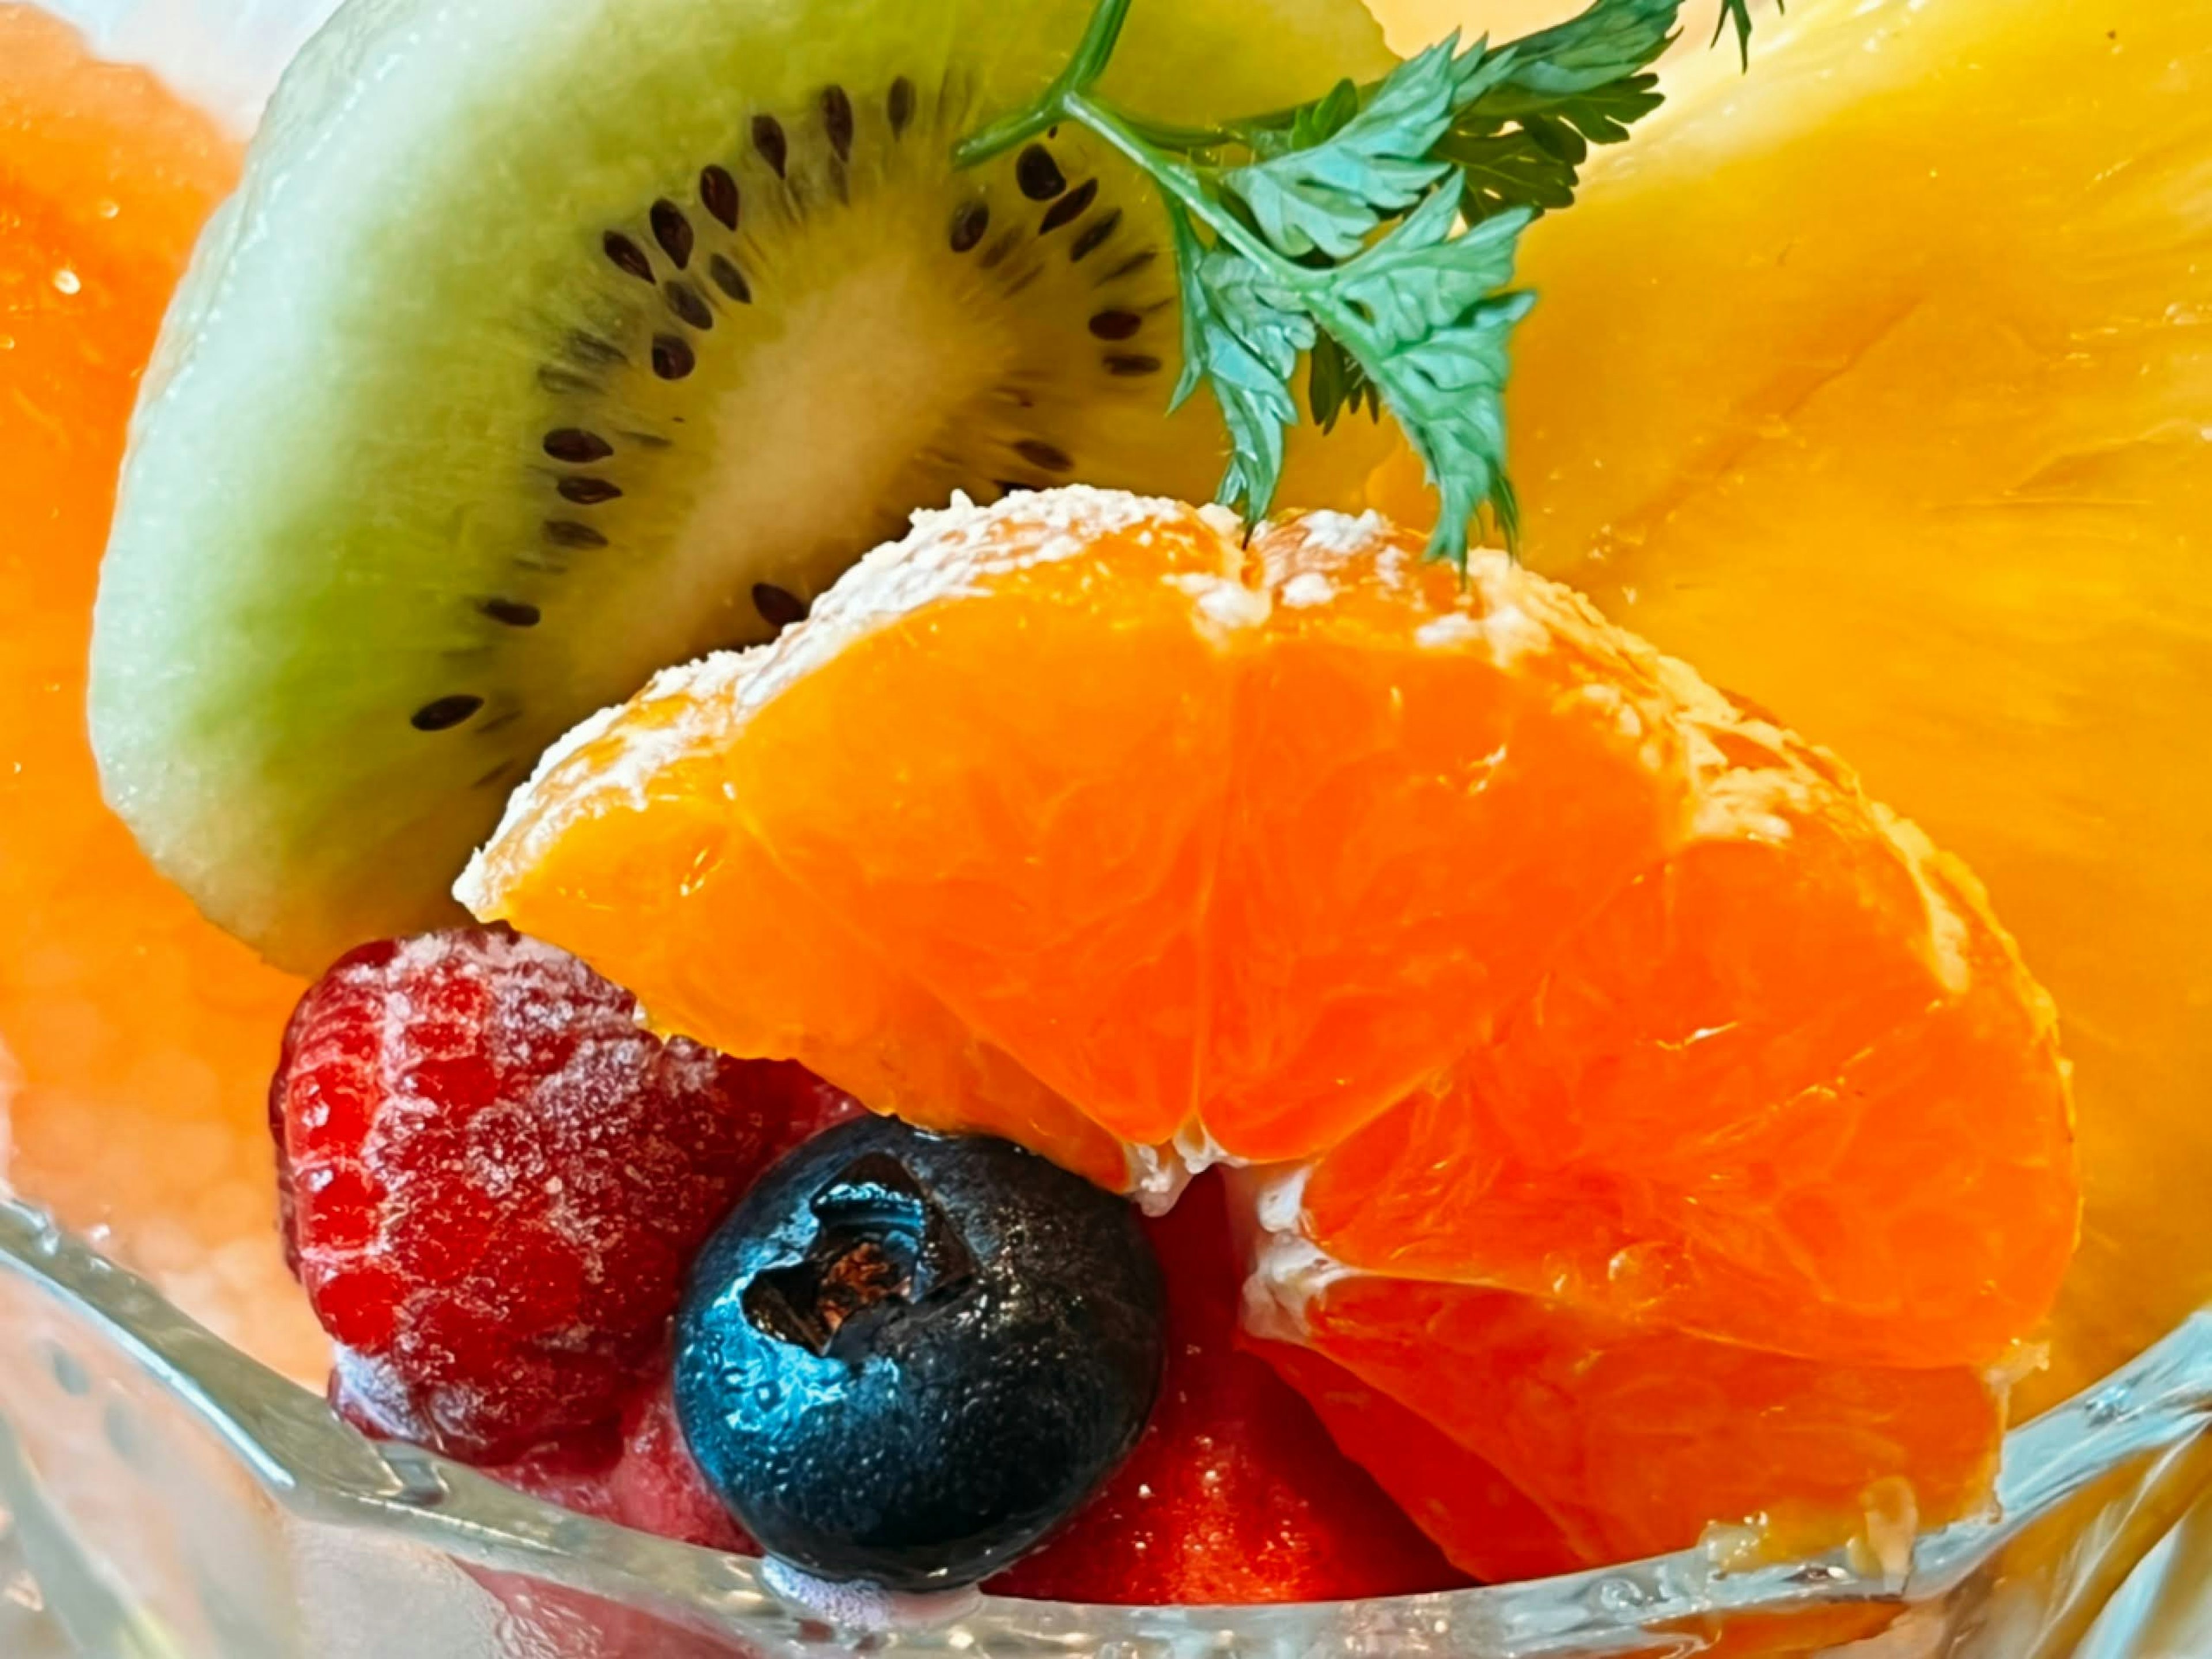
[7,0,2212,1648]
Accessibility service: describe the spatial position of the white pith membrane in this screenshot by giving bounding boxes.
[464,487,2037,1566]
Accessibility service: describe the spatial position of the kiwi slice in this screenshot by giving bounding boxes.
[91,0,1396,972]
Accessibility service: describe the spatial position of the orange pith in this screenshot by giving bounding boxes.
[0,8,320,1374]
[466,486,2078,1575]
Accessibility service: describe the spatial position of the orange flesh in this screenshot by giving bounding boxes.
[469,493,2076,1572]
[1296,1275,1999,1573]
[0,7,321,1377]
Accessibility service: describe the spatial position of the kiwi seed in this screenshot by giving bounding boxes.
[650,199,695,267]
[821,86,855,161]
[603,232,655,283]
[1069,210,1121,262]
[699,164,741,230]
[887,77,916,137]
[544,520,608,550]
[752,115,789,177]
[544,428,615,462]
[950,200,990,253]
[752,582,809,629]
[709,255,753,303]
[412,695,484,732]
[1016,144,1066,201]
[665,282,714,330]
[1016,440,1075,473]
[652,335,696,380]
[480,599,543,627]
[1040,179,1099,234]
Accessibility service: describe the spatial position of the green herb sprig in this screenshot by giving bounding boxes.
[954,0,1759,566]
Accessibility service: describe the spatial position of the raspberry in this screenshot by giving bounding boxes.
[276,926,857,1460]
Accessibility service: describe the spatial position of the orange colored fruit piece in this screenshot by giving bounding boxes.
[0,8,321,1374]
[1297,734,2074,1370]
[464,487,2075,1570]
[1274,1275,2000,1573]
[1247,1334,1580,1584]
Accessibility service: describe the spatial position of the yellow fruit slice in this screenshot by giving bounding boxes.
[1370,0,2212,1414]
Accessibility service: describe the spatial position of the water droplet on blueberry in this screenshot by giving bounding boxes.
[674,1117,1165,1590]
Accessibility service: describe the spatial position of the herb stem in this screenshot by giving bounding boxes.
[1066,93,1376,343]
[950,0,1135,168]
[1059,92,1273,268]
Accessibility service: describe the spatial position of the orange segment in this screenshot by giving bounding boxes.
[1199,519,1687,1161]
[1247,1335,1582,1584]
[717,500,1241,1156]
[494,688,1119,1185]
[1300,721,2075,1369]
[0,7,321,1376]
[464,486,2076,1571]
[1287,1275,2002,1571]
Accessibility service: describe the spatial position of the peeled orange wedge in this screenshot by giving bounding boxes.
[463,486,2077,1576]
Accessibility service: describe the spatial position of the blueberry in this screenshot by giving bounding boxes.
[673,1116,1165,1591]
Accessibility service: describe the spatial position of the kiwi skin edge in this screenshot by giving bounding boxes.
[90,0,1397,973]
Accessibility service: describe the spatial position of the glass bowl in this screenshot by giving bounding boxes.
[5,1192,2212,1659]
[8,2,2212,1656]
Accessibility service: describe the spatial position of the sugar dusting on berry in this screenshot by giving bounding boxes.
[275,925,854,1460]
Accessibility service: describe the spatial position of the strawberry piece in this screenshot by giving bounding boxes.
[461,1368,755,1554]
[604,1369,755,1554]
[987,1172,1471,1604]
[276,926,857,1459]
[335,1356,754,1557]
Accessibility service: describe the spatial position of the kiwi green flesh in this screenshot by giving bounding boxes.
[91,0,1396,974]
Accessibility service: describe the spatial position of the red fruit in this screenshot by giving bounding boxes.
[461,1369,755,1554]
[276,926,857,1459]
[336,1358,754,1556]
[604,1370,755,1554]
[468,1415,627,1526]
[987,1172,1471,1605]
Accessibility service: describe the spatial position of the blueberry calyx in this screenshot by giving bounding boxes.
[742,1152,978,1361]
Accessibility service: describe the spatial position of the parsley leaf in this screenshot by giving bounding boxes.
[1165,202,1313,517]
[1331,191,1536,562]
[1716,0,1761,67]
[1219,35,1507,260]
[1443,0,1678,222]
[953,0,1762,568]
[1306,331,1381,431]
